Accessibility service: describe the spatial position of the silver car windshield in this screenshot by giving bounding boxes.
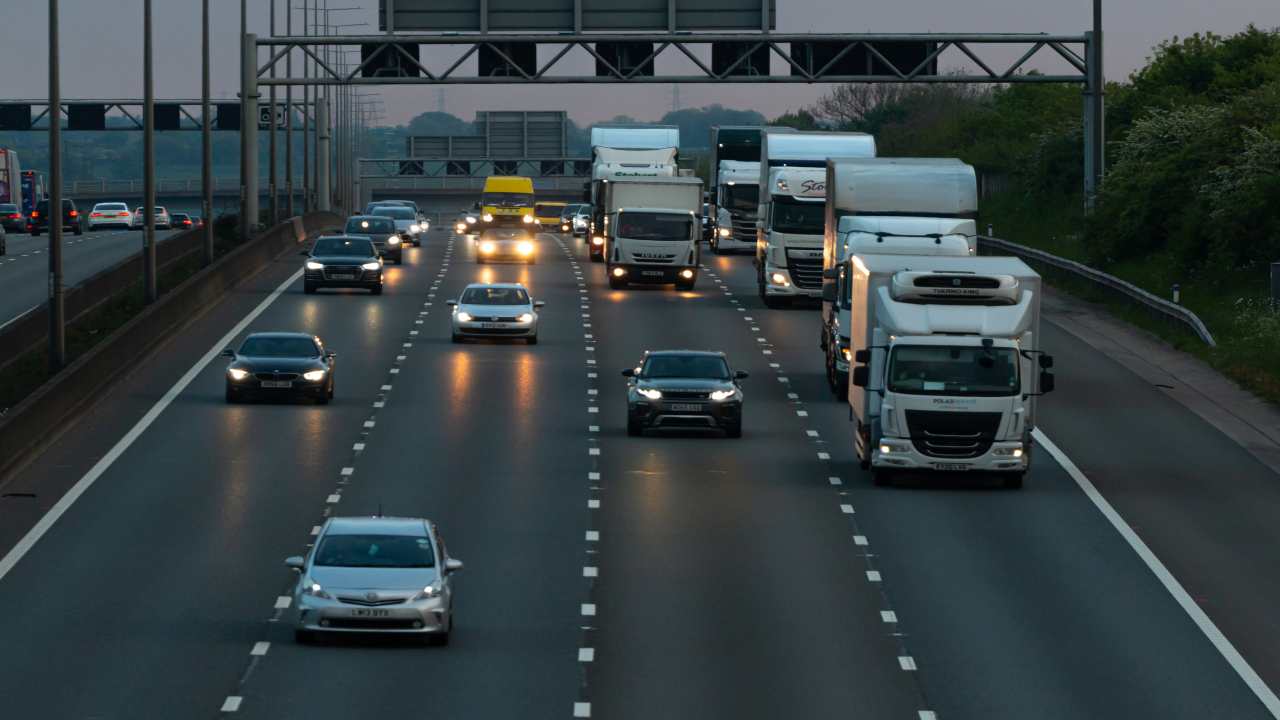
[461,287,530,305]
[314,533,436,568]
[887,345,1020,397]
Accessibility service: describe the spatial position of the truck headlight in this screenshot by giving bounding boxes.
[770,272,789,286]
[302,369,327,382]
[522,214,534,224]
[305,261,324,270]
[482,213,494,222]
[637,388,663,400]
[709,389,735,401]
[718,227,731,238]
[228,368,249,381]
[993,446,1024,458]
[879,444,893,454]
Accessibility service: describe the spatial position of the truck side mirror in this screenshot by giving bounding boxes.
[854,349,871,364]
[821,284,838,303]
[1039,371,1056,394]
[1039,354,1054,370]
[822,267,838,280]
[852,366,869,388]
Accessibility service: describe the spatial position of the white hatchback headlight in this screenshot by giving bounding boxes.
[305,261,324,270]
[710,389,736,401]
[637,388,663,400]
[362,261,381,271]
[517,313,534,323]
[302,369,326,381]
[456,311,474,322]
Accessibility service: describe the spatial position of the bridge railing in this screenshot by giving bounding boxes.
[63,178,292,195]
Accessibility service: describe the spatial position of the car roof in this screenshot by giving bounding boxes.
[464,282,527,290]
[645,350,727,358]
[325,516,431,536]
[244,331,317,341]
[316,234,374,242]
[346,214,390,221]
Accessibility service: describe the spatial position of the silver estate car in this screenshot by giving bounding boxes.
[448,283,544,344]
[287,516,463,645]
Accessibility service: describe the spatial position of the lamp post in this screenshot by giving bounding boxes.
[201,0,213,263]
[47,0,65,370]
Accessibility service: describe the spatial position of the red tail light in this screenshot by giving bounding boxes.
[91,212,103,217]
[31,211,39,218]
[69,210,78,217]
[7,213,18,219]
[117,211,129,217]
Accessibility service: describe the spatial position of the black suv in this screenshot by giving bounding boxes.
[30,198,84,237]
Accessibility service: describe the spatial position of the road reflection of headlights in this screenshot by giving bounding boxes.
[306,261,324,270]
[710,389,735,401]
[516,313,534,323]
[228,368,249,381]
[362,261,381,271]
[637,388,663,400]
[456,311,473,322]
[303,369,326,381]
[517,241,534,255]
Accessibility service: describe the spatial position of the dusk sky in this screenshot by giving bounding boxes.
[4,1,1277,127]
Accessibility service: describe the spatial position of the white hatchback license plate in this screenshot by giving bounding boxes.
[669,403,704,412]
[642,270,665,277]
[933,463,970,471]
[480,322,509,329]
[351,608,390,618]
[260,380,292,389]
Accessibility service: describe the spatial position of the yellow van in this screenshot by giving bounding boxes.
[479,176,536,228]
[534,201,567,228]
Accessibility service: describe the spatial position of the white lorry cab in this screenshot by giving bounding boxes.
[845,255,1055,489]
[821,158,979,393]
[757,167,828,304]
[756,130,876,307]
[587,125,680,262]
[603,176,703,291]
[712,159,762,254]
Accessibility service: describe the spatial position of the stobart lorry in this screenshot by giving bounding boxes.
[820,158,979,393]
[756,130,876,307]
[588,124,680,262]
[845,254,1055,489]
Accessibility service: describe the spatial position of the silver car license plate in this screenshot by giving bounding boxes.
[932,463,970,471]
[260,380,292,389]
[669,403,703,412]
[351,608,390,617]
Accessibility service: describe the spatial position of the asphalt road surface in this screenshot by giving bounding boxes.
[0,226,185,328]
[0,229,1277,719]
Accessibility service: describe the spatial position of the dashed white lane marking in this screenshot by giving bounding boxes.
[867,571,882,582]
[899,656,917,671]
[389,368,400,374]
[221,696,243,712]
[589,425,600,433]
[829,476,843,486]
[250,641,270,656]
[326,494,341,504]
[363,421,375,428]
[588,406,599,413]
[817,452,830,460]
[854,535,869,546]
[353,443,366,451]
[806,430,819,437]
[920,712,939,720]
[788,393,800,400]
[777,376,789,383]
[380,384,393,391]
[588,499,600,509]
[274,596,292,609]
[0,267,305,584]
[341,467,354,476]
[581,603,596,616]
[1035,428,1280,715]
[588,448,600,456]
[583,566,598,578]
[585,530,599,541]
[588,472,600,480]
[574,702,592,718]
[881,610,898,623]
[797,410,809,417]
[310,526,320,536]
[579,648,595,662]
[840,504,855,514]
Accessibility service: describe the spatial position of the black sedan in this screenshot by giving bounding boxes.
[303,235,384,295]
[343,215,403,264]
[623,350,748,438]
[222,332,336,404]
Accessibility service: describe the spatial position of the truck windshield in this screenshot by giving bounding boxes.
[617,212,693,241]
[723,184,758,212]
[772,196,824,235]
[887,345,1019,397]
[483,192,534,208]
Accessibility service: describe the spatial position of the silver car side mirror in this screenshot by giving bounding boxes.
[445,558,464,573]
[285,555,305,571]
[446,299,458,307]
[534,301,546,309]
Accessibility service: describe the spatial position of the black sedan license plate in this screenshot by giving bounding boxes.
[933,463,970,471]
[351,608,390,617]
[330,273,354,280]
[260,380,292,389]
[669,403,703,412]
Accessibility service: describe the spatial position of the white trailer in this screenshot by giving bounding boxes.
[0,148,22,208]
[820,158,979,392]
[588,125,680,261]
[756,130,876,307]
[845,255,1055,489]
[602,176,703,290]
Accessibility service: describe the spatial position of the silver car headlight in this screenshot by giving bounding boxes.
[456,311,474,323]
[227,368,249,381]
[305,261,324,270]
[302,369,326,382]
[388,235,401,245]
[362,261,381,271]
[466,216,477,224]
[637,388,663,400]
[709,389,736,401]
[516,312,534,323]
[410,224,421,233]
[302,579,332,599]
[416,584,442,600]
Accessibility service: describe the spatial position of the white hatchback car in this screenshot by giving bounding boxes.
[131,206,171,230]
[88,202,133,230]
[447,283,544,344]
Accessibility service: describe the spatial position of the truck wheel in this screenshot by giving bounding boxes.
[872,469,894,487]
[1003,473,1025,490]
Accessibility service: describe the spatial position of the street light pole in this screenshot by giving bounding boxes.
[201,0,214,264]
[239,0,249,240]
[269,0,278,225]
[47,0,65,371]
[302,0,311,213]
[285,0,295,218]
[143,0,157,303]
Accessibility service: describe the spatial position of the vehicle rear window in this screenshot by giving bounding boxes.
[95,203,128,211]
[345,217,395,235]
[315,533,435,568]
[238,336,319,357]
[460,287,530,305]
[642,355,730,380]
[371,206,414,220]
[313,237,375,256]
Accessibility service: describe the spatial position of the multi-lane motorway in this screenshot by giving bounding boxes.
[0,227,1278,719]
[0,227,186,327]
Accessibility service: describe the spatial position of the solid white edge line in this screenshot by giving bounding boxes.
[1034,427,1280,717]
[0,268,305,584]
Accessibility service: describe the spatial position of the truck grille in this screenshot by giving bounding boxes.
[785,250,824,290]
[632,254,676,264]
[731,217,756,244]
[904,410,1002,459]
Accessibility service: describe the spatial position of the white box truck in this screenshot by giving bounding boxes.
[756,130,876,307]
[602,176,704,291]
[588,125,680,262]
[820,158,979,393]
[845,255,1055,489]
